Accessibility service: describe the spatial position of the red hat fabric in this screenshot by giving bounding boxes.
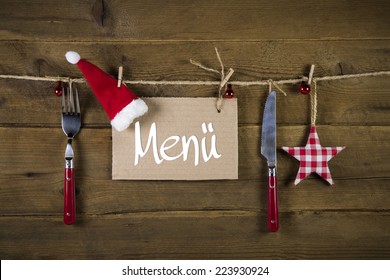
[65,51,148,132]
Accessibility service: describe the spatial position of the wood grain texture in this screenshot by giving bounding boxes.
[0,0,389,41]
[1,41,389,80]
[0,41,389,126]
[1,212,389,259]
[0,78,389,126]
[0,126,388,215]
[0,0,389,260]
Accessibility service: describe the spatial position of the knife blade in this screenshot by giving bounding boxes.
[261,91,279,232]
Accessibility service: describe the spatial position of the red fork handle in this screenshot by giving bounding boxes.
[64,167,75,225]
[268,169,279,232]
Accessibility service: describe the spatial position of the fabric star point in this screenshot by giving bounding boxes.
[281,125,345,186]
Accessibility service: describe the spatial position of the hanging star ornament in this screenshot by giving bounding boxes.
[282,125,345,186]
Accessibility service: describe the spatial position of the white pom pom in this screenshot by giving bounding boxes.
[65,51,81,64]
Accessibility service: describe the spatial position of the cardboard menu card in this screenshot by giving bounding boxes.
[112,97,238,180]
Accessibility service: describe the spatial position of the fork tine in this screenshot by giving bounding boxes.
[74,87,80,114]
[62,84,66,113]
[67,86,71,114]
[69,85,75,113]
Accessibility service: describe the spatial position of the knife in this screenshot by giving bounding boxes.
[261,91,279,232]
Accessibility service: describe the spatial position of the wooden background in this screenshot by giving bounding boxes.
[0,0,389,259]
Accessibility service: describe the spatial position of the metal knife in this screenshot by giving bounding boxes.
[261,91,279,232]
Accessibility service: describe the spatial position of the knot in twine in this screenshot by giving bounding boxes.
[190,47,234,112]
[267,79,288,96]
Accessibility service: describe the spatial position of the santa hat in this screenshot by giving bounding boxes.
[65,51,148,132]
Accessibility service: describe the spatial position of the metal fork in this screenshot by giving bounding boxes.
[61,84,81,225]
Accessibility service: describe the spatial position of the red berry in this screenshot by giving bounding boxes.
[225,84,234,99]
[299,81,311,95]
[54,81,63,96]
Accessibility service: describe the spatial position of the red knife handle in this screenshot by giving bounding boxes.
[267,168,279,232]
[64,167,75,225]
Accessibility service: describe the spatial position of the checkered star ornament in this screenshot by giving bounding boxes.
[282,125,345,185]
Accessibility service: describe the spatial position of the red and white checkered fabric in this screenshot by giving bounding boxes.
[282,125,345,186]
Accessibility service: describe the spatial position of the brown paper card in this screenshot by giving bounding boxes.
[112,97,238,180]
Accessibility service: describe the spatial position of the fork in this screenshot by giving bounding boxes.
[61,84,81,225]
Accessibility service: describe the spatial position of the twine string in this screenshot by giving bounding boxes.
[267,79,288,96]
[215,47,225,92]
[188,59,220,76]
[0,74,84,83]
[1,70,389,86]
[1,71,389,89]
[311,80,318,125]
[190,47,235,112]
[1,70,389,85]
[2,69,388,121]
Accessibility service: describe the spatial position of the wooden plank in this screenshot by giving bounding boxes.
[0,0,388,263]
[0,0,389,41]
[0,126,387,180]
[0,41,389,126]
[1,126,388,181]
[1,176,388,215]
[1,212,389,259]
[1,79,390,126]
[1,41,389,81]
[0,126,389,214]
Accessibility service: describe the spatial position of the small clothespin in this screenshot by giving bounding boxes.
[117,66,123,87]
[299,64,315,95]
[216,68,234,112]
[307,64,315,85]
[220,68,234,90]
